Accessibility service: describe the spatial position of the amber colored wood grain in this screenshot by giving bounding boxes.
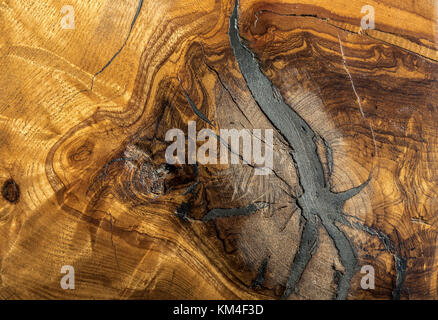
[1,0,438,299]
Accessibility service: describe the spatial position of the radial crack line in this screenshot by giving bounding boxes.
[229,0,368,300]
[91,0,144,90]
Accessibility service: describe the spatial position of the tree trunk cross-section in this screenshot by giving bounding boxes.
[1,0,438,300]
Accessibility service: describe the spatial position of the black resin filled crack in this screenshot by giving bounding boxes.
[197,0,406,300]
[228,0,370,300]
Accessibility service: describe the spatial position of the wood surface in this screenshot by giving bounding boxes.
[1,0,438,300]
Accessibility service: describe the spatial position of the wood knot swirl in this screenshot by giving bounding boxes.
[2,179,20,204]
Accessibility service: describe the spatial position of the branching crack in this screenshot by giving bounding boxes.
[351,221,407,299]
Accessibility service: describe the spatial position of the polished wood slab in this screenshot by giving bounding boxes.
[1,0,438,299]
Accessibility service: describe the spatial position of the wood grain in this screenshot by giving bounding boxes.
[1,0,438,299]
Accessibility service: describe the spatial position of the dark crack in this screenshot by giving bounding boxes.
[202,202,269,221]
[90,0,144,90]
[254,9,438,63]
[199,42,252,125]
[352,221,407,299]
[281,217,319,299]
[184,182,200,196]
[106,213,120,270]
[176,202,191,221]
[229,0,372,300]
[321,136,334,177]
[392,255,407,300]
[178,79,213,126]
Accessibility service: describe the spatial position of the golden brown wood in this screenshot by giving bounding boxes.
[1,0,438,299]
